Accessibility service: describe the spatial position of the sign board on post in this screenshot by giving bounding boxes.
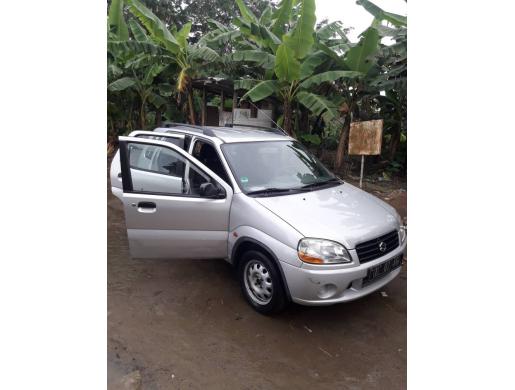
[348,119,383,188]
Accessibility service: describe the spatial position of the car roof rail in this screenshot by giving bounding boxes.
[230,123,288,136]
[160,122,216,137]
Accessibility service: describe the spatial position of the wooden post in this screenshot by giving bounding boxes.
[360,155,365,188]
[201,86,206,126]
[232,90,237,126]
[219,89,224,126]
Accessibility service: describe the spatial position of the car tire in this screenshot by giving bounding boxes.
[238,250,288,314]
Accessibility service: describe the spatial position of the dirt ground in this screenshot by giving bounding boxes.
[108,173,407,390]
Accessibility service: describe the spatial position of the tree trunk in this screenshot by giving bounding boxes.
[140,101,146,129]
[232,91,237,125]
[313,112,324,135]
[334,114,352,171]
[300,107,309,134]
[283,99,294,137]
[219,89,225,126]
[187,87,196,125]
[155,108,162,127]
[201,87,207,126]
[389,125,401,161]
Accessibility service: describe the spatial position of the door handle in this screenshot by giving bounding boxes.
[136,201,157,213]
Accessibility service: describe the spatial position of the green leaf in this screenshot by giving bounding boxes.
[107,64,123,80]
[176,22,192,49]
[188,46,220,62]
[271,0,292,36]
[259,25,282,46]
[297,91,338,123]
[299,51,328,79]
[316,42,346,68]
[128,18,149,41]
[234,79,260,91]
[241,80,279,102]
[142,64,167,85]
[327,42,351,53]
[108,0,129,40]
[207,18,230,32]
[283,0,316,59]
[300,133,321,145]
[200,29,240,46]
[343,27,380,74]
[108,77,137,92]
[158,83,174,97]
[356,0,407,27]
[148,92,167,109]
[235,0,257,23]
[300,70,363,89]
[259,7,273,25]
[231,50,276,69]
[316,21,349,42]
[108,40,162,56]
[370,76,406,90]
[126,0,179,54]
[374,24,399,37]
[124,54,154,69]
[274,44,300,82]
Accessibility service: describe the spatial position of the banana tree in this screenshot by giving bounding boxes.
[370,12,406,161]
[329,25,381,170]
[233,0,362,136]
[108,62,169,129]
[317,0,406,170]
[123,0,220,124]
[108,0,129,41]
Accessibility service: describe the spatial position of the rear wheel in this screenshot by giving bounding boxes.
[238,250,287,314]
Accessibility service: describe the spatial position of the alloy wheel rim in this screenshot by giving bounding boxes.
[244,260,273,305]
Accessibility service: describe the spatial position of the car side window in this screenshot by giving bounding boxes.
[192,140,231,185]
[127,143,214,196]
[137,134,191,151]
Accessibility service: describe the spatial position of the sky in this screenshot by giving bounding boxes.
[315,0,407,42]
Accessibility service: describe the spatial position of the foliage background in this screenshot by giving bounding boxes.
[107,0,406,178]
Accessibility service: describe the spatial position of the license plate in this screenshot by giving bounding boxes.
[362,255,403,286]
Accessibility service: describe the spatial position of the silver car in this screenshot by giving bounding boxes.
[110,124,407,314]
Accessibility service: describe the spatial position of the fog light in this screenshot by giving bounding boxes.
[317,283,337,299]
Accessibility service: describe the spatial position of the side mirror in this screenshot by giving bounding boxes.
[199,182,225,199]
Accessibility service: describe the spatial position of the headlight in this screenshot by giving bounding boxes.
[399,226,407,244]
[297,238,352,264]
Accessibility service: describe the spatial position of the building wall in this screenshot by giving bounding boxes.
[227,108,273,128]
[219,111,233,127]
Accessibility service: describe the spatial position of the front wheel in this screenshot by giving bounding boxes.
[238,250,288,314]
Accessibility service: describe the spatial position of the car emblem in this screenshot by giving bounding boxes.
[379,241,387,252]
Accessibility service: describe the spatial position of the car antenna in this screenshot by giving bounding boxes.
[244,99,288,136]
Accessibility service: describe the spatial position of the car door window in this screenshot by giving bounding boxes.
[192,141,231,185]
[127,142,213,196]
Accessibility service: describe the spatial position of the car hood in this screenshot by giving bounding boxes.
[254,183,400,249]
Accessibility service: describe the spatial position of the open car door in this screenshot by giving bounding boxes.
[111,135,233,259]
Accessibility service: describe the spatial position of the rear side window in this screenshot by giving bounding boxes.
[137,134,192,151]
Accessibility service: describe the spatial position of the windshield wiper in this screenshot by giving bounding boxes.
[300,178,342,190]
[246,187,299,197]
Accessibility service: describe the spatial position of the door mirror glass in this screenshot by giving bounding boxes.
[199,182,225,199]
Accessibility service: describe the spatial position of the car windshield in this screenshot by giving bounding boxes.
[221,140,339,195]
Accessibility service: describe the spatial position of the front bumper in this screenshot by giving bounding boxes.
[281,241,406,306]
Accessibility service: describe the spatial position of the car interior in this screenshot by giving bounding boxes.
[192,141,231,185]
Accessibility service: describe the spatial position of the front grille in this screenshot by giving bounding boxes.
[355,230,399,264]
